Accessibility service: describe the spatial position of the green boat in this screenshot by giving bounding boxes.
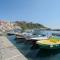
[36,37,60,49]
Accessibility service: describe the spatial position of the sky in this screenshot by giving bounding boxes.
[0,0,60,29]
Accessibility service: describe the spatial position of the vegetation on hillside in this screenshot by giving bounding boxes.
[15,21,48,30]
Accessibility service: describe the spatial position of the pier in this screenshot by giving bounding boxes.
[0,36,27,60]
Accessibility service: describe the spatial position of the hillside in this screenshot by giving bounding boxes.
[0,20,50,32]
[15,21,48,30]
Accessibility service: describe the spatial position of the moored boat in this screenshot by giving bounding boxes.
[16,33,25,39]
[36,37,60,49]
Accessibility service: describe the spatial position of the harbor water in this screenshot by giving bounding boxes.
[7,31,60,60]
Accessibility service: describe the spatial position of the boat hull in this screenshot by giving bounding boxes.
[37,44,60,49]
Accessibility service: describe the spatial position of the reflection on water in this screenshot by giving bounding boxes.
[7,35,60,60]
[37,49,60,57]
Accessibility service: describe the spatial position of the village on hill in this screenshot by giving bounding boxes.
[0,20,21,32]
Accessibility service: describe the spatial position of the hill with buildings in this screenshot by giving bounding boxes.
[0,20,21,32]
[0,20,51,32]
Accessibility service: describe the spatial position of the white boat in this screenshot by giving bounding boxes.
[22,30,51,40]
[7,31,15,35]
[17,29,52,41]
[30,36,48,40]
[25,34,48,40]
[7,28,22,35]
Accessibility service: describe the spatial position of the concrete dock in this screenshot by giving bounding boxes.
[0,36,28,60]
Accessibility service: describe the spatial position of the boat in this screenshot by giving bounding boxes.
[27,35,48,40]
[7,28,22,36]
[23,29,50,40]
[15,29,50,45]
[21,30,51,45]
[36,37,60,49]
[7,30,15,36]
[16,33,25,39]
